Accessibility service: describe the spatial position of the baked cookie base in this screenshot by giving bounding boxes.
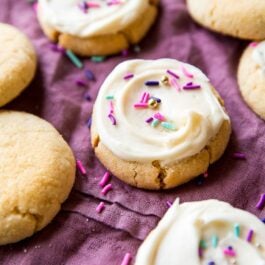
[187,0,265,41]
[91,89,231,190]
[37,0,159,56]
[238,45,265,119]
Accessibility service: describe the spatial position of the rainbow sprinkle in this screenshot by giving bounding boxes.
[211,235,218,248]
[151,119,160,127]
[124,73,134,80]
[167,69,180,79]
[66,49,83,68]
[223,247,236,257]
[182,65,194,78]
[96,202,105,213]
[101,183,112,196]
[99,172,111,188]
[106,95,114,100]
[234,223,240,237]
[108,114,117,125]
[161,122,176,130]
[246,229,254,242]
[120,253,132,265]
[76,160,87,175]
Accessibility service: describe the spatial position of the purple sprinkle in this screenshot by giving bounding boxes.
[228,246,233,250]
[76,80,86,87]
[78,1,88,12]
[145,81,160,86]
[208,262,215,265]
[124,73,134,80]
[84,69,96,81]
[186,82,193,86]
[183,84,201,90]
[233,152,246,160]
[150,96,161,103]
[167,69,180,79]
[262,218,265,223]
[256,193,265,210]
[145,117,154,123]
[121,49,129,57]
[87,117,92,128]
[166,201,173,208]
[108,114,117,125]
[84,93,92,101]
[198,247,203,258]
[246,229,254,242]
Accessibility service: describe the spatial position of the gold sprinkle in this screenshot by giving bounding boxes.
[161,75,169,85]
[148,98,158,109]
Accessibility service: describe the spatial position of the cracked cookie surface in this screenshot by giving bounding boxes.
[37,0,159,56]
[91,59,231,190]
[0,23,37,107]
[238,41,265,120]
[187,0,265,40]
[0,111,76,245]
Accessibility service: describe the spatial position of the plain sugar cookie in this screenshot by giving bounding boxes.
[186,0,265,40]
[135,199,265,264]
[0,23,37,107]
[37,0,159,56]
[238,41,265,119]
[91,59,231,190]
[0,111,76,245]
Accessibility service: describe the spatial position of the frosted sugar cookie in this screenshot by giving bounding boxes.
[0,23,37,107]
[37,0,159,56]
[187,0,265,40]
[0,111,76,245]
[91,59,231,190]
[135,199,265,265]
[238,41,265,119]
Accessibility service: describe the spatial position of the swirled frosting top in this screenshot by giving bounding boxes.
[252,41,265,74]
[135,199,265,265]
[38,0,149,37]
[93,59,229,164]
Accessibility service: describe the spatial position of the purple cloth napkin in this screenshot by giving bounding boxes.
[0,0,264,264]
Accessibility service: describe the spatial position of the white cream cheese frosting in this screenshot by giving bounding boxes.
[252,41,265,74]
[93,59,229,164]
[135,199,265,265]
[38,0,149,37]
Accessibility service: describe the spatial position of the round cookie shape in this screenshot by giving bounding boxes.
[91,59,231,190]
[135,199,265,265]
[238,41,265,119]
[0,23,37,107]
[37,0,159,56]
[0,111,76,245]
[186,0,265,40]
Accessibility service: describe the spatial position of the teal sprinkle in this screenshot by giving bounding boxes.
[65,49,83,69]
[161,122,176,130]
[211,235,218,248]
[199,240,207,249]
[91,56,106,63]
[106,95,114,100]
[151,119,160,128]
[234,223,240,237]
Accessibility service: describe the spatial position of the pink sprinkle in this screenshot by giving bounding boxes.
[250,42,258,47]
[203,172,208,178]
[87,2,101,8]
[140,92,147,103]
[76,160,87,175]
[99,172,111,188]
[166,201,173,208]
[246,229,254,242]
[96,202,105,213]
[233,152,246,160]
[143,93,150,103]
[134,103,148,108]
[256,193,265,210]
[120,253,132,265]
[182,66,194,78]
[170,77,181,91]
[154,112,166,121]
[101,184,112,196]
[109,101,114,114]
[124,73,134,80]
[223,248,236,257]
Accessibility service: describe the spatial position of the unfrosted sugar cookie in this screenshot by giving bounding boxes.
[186,0,265,40]
[238,41,265,119]
[37,0,159,56]
[91,59,231,190]
[135,199,265,265]
[0,111,76,245]
[0,23,37,107]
